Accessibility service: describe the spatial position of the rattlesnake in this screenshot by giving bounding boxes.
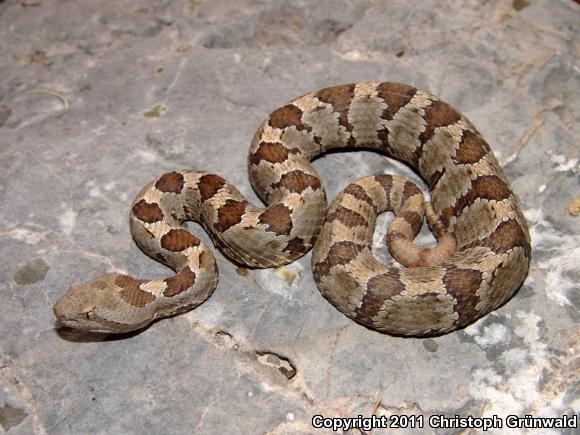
[53,82,531,336]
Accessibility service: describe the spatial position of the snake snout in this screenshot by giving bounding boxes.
[53,282,101,330]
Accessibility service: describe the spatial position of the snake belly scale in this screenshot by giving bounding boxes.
[53,81,531,336]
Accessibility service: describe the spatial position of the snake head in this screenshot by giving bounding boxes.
[53,273,153,334]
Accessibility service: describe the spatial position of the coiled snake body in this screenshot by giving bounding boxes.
[54,82,531,336]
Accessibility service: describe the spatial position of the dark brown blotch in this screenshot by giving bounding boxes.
[443,175,513,221]
[443,266,483,328]
[164,266,196,297]
[374,174,394,198]
[355,269,405,322]
[377,128,390,149]
[259,204,293,236]
[284,237,307,258]
[315,84,356,131]
[397,210,423,234]
[470,175,512,201]
[313,241,364,279]
[326,206,368,228]
[132,200,164,223]
[198,174,226,202]
[479,219,530,257]
[400,181,422,206]
[418,100,462,144]
[249,142,298,166]
[160,229,200,252]
[215,200,247,232]
[116,275,154,308]
[428,169,445,189]
[343,184,375,210]
[268,104,310,131]
[343,135,356,148]
[155,172,185,194]
[453,130,490,164]
[377,82,417,120]
[271,170,321,194]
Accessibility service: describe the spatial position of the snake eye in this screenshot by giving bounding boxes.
[81,306,96,320]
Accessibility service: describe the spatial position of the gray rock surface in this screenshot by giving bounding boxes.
[0,0,578,433]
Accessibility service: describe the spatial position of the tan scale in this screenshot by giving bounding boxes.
[295,103,349,151]
[418,122,464,178]
[348,83,388,148]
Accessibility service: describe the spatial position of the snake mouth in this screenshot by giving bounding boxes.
[54,316,122,334]
[54,314,96,332]
[53,302,107,332]
[54,305,150,334]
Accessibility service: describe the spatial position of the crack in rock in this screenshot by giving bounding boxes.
[256,351,297,380]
